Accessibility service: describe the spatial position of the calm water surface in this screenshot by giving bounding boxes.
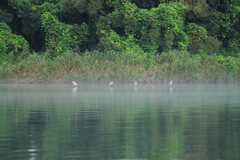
[0,83,239,160]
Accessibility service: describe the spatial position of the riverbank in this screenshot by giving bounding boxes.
[0,50,239,83]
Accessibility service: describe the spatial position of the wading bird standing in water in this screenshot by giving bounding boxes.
[72,81,78,87]
[134,81,137,86]
[134,81,138,90]
[109,81,113,86]
[169,80,173,92]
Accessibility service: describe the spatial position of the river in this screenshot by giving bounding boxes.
[0,83,239,160]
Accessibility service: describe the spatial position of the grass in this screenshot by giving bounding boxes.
[0,50,239,83]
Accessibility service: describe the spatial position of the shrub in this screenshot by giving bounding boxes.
[0,22,29,62]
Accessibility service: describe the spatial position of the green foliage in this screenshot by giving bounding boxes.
[184,0,209,19]
[97,2,188,54]
[186,23,221,54]
[98,29,144,54]
[0,0,240,57]
[218,55,240,75]
[0,9,14,23]
[200,36,221,55]
[31,0,60,5]
[6,1,62,51]
[41,12,89,58]
[155,50,201,81]
[98,29,155,69]
[62,0,104,15]
[187,23,207,43]
[129,0,161,9]
[0,22,29,62]
[1,50,239,82]
[202,2,240,55]
[154,50,239,82]
[0,0,240,82]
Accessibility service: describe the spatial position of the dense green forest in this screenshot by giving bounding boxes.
[0,0,240,82]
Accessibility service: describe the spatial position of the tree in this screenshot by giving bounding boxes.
[96,2,188,53]
[0,22,29,61]
[41,12,89,58]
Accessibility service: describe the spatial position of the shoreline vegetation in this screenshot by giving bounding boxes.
[1,1,240,83]
[1,50,239,83]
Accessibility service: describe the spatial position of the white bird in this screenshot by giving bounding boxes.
[109,81,113,86]
[72,81,78,87]
[134,81,137,86]
[169,80,173,86]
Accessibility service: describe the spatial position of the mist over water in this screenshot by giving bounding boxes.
[0,83,239,160]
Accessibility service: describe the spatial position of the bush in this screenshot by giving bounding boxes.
[41,12,89,58]
[0,22,29,62]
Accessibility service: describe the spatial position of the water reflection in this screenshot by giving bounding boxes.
[109,87,113,93]
[72,87,78,95]
[0,83,239,160]
[134,86,137,91]
[169,86,172,92]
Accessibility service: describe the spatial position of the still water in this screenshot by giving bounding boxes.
[0,83,239,160]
